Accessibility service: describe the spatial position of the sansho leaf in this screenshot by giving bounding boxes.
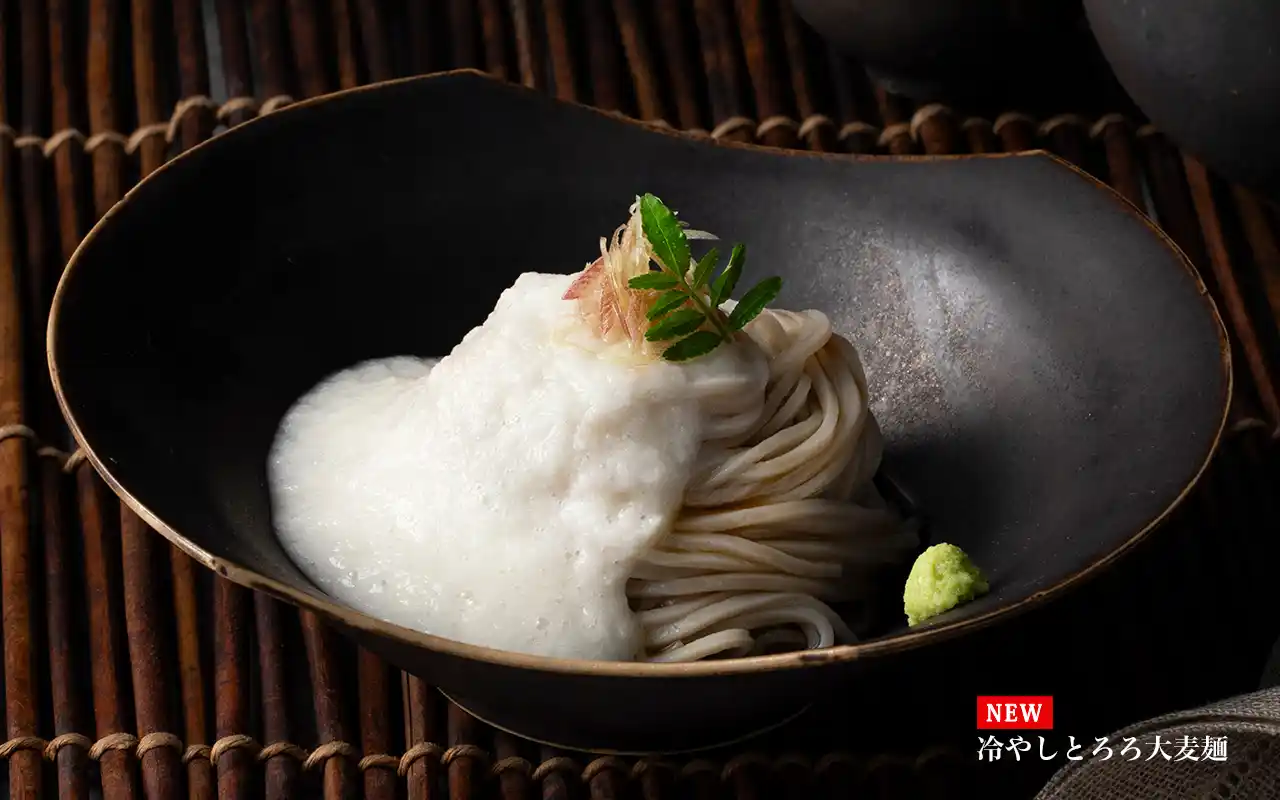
[690,247,719,290]
[645,308,706,342]
[647,288,689,320]
[662,330,724,362]
[628,271,680,290]
[639,194,691,279]
[727,276,783,331]
[710,243,746,307]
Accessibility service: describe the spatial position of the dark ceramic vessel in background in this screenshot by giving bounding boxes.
[1083,0,1280,202]
[48,72,1229,753]
[790,0,1094,108]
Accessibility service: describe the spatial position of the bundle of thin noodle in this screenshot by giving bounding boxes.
[568,202,917,663]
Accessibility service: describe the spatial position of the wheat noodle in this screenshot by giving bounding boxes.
[629,308,916,661]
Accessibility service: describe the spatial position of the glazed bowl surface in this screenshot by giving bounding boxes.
[48,71,1229,753]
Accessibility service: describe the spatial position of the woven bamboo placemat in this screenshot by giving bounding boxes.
[1,1,1279,799]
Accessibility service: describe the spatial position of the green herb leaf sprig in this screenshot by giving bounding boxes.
[630,194,782,362]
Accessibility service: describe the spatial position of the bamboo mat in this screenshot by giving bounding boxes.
[2,1,1280,799]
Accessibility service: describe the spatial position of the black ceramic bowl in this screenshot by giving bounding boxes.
[49,72,1230,753]
[1083,0,1280,202]
[790,0,1089,107]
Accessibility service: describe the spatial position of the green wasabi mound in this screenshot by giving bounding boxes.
[903,543,989,626]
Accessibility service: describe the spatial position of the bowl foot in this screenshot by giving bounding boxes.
[440,689,811,756]
[863,67,946,105]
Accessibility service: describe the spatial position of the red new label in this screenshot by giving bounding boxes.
[976,696,1054,730]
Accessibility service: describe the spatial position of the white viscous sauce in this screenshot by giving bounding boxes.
[268,272,767,661]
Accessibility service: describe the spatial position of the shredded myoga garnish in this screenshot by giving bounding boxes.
[268,193,916,664]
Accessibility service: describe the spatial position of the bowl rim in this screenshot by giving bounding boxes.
[47,68,1234,679]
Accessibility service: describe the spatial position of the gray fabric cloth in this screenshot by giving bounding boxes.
[1034,687,1280,799]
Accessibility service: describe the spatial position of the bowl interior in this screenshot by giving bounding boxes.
[49,73,1228,670]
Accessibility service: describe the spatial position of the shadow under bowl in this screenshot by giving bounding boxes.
[48,71,1230,753]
